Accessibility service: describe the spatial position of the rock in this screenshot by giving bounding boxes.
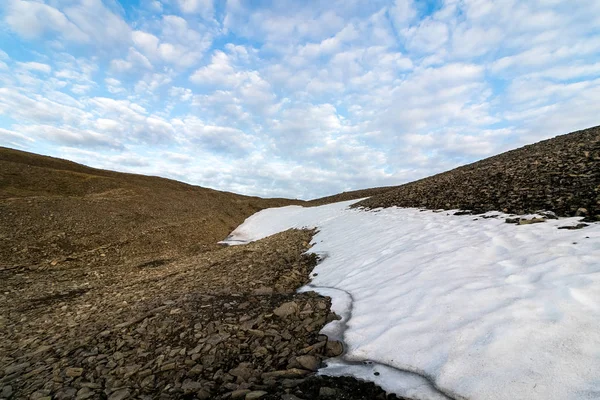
[505,218,520,224]
[518,217,546,225]
[558,223,589,230]
[325,340,344,357]
[576,208,589,216]
[245,391,268,400]
[141,374,155,390]
[281,395,304,400]
[273,302,298,318]
[1,386,13,398]
[230,365,254,382]
[75,387,95,400]
[181,380,203,393]
[319,387,337,397]
[160,362,176,372]
[253,286,273,295]
[4,362,30,375]
[295,355,319,371]
[30,391,51,400]
[536,210,558,219]
[108,389,130,400]
[65,367,84,377]
[261,368,311,379]
[55,387,77,400]
[196,389,212,400]
[231,389,251,399]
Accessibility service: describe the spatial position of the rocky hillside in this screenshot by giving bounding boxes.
[356,126,600,218]
[0,147,302,272]
[0,147,401,400]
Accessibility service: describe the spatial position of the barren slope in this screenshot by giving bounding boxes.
[0,146,302,272]
[355,126,600,218]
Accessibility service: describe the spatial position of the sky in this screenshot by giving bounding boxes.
[0,0,599,200]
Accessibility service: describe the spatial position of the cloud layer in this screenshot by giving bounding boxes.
[1,0,599,199]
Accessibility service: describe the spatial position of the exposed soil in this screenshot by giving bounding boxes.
[355,126,600,218]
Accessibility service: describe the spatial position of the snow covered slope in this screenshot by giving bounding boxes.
[222,200,600,400]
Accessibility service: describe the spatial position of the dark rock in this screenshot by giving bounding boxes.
[319,387,337,397]
[558,223,589,230]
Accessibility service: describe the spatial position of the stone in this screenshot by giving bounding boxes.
[261,369,311,379]
[536,210,558,219]
[576,208,589,216]
[141,374,155,390]
[65,367,84,377]
[281,395,304,400]
[245,391,268,400]
[505,218,520,224]
[518,217,546,225]
[55,387,77,400]
[4,362,30,375]
[319,387,337,397]
[295,355,319,371]
[75,387,95,400]
[181,380,203,393]
[108,389,130,400]
[253,286,273,295]
[229,365,254,382]
[231,389,251,399]
[558,223,589,230]
[273,302,298,318]
[160,362,175,372]
[325,340,344,357]
[196,389,211,400]
[1,386,13,398]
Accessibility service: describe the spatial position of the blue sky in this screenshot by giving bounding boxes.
[0,0,599,199]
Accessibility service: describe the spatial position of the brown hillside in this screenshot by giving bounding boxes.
[0,146,302,271]
[355,125,600,218]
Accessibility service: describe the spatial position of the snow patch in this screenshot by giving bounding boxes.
[222,200,600,400]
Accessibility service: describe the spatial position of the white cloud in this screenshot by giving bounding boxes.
[4,0,89,42]
[177,0,214,19]
[17,62,51,74]
[16,124,121,149]
[1,0,599,199]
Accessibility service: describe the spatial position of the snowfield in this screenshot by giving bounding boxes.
[222,200,600,400]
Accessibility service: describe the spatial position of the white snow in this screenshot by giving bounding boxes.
[222,200,600,400]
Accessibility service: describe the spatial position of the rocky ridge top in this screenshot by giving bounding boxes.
[356,126,600,218]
